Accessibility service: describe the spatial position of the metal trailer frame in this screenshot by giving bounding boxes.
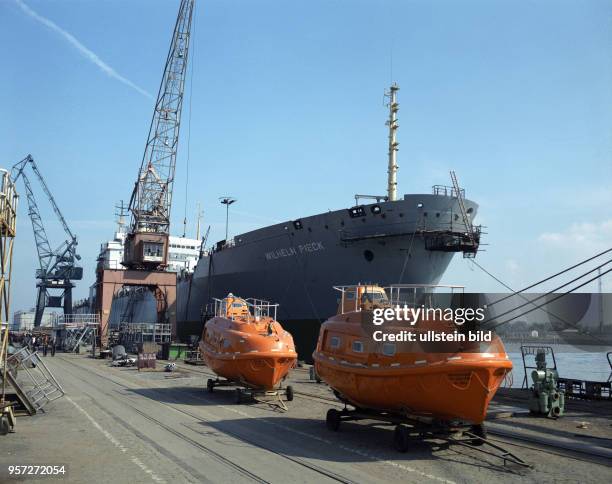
[6,347,64,411]
[324,405,530,468]
[206,377,294,411]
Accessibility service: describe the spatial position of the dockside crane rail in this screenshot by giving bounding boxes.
[124,0,195,270]
[11,155,82,327]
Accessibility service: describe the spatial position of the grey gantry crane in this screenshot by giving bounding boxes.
[11,155,82,327]
[123,0,195,270]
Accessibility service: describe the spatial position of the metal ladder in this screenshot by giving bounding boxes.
[450,170,478,257]
[6,347,64,411]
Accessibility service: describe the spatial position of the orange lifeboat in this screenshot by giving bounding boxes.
[313,284,512,426]
[199,294,297,397]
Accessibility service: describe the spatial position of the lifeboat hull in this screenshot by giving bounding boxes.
[201,349,296,390]
[314,356,511,424]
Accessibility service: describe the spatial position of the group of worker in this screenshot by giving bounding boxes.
[22,333,56,356]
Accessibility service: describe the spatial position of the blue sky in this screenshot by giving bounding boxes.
[1,0,611,313]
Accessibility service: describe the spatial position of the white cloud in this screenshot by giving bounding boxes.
[15,0,152,99]
[538,219,612,253]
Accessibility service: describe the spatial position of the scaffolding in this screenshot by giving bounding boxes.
[0,170,17,433]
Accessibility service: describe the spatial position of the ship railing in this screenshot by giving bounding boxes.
[432,184,465,198]
[339,220,481,244]
[385,284,465,309]
[333,284,465,313]
[118,322,171,347]
[208,297,279,322]
[53,313,100,328]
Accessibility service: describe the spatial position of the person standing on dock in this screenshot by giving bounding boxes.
[50,339,56,357]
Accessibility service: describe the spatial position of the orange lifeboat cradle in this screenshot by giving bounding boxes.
[199,294,298,404]
[313,284,517,453]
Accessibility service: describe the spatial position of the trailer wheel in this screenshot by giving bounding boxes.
[326,409,341,431]
[286,385,294,402]
[235,388,242,404]
[0,415,9,436]
[207,379,214,393]
[394,425,411,452]
[468,424,487,446]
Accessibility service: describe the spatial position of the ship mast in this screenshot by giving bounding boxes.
[385,83,400,201]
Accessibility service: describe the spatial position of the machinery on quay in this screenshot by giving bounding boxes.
[528,349,565,417]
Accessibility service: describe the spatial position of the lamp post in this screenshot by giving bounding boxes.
[219,197,236,241]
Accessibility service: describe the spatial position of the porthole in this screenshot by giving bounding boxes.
[424,212,428,217]
[417,202,424,208]
[399,213,404,218]
[330,336,341,349]
[352,341,364,353]
[467,207,474,215]
[436,213,440,218]
[363,250,374,262]
[371,205,382,214]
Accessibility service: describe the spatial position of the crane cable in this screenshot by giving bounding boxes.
[483,246,612,308]
[488,266,612,331]
[480,257,612,326]
[182,0,197,237]
[469,258,610,345]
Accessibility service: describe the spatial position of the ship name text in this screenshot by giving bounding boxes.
[265,242,325,261]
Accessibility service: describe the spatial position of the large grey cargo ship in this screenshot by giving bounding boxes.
[105,84,482,357]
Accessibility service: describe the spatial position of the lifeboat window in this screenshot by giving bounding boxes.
[223,340,231,349]
[232,303,243,308]
[352,341,364,353]
[362,291,387,304]
[330,336,341,349]
[382,343,396,356]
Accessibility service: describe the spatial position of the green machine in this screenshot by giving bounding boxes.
[529,349,565,418]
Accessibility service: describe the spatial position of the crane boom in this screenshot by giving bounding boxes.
[124,0,195,269]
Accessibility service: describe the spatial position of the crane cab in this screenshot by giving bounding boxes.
[122,232,169,270]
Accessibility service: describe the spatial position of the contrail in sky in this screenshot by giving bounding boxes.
[14,0,153,99]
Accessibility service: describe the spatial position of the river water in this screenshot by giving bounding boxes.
[504,343,611,388]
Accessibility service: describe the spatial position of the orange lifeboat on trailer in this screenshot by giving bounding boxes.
[313,284,512,428]
[199,294,297,399]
